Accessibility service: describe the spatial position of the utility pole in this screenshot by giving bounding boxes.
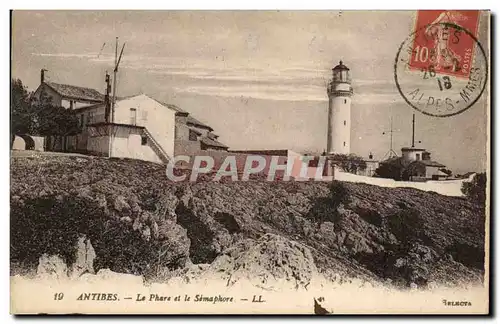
[411,113,415,148]
[105,72,112,158]
[104,72,111,122]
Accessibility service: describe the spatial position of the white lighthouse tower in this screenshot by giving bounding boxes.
[326,60,353,154]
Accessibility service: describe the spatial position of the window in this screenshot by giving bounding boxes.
[343,141,346,147]
[344,99,347,104]
[189,129,198,141]
[343,120,346,126]
[130,108,137,125]
[416,153,421,160]
[141,135,148,146]
[80,114,84,128]
[87,112,93,124]
[141,110,148,122]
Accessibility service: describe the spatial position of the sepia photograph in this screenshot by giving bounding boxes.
[9,9,490,314]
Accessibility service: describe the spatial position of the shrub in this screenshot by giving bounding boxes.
[461,172,487,206]
[330,153,367,174]
[374,160,404,180]
[10,194,187,276]
[329,181,350,210]
[387,207,424,246]
[11,78,34,145]
[10,195,105,269]
[304,181,350,226]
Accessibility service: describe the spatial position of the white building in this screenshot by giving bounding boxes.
[32,71,228,163]
[401,147,448,181]
[326,61,353,155]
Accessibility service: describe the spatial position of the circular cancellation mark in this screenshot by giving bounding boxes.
[394,22,488,118]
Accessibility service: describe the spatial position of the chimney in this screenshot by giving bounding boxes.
[40,69,47,84]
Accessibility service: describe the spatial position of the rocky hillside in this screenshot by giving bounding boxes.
[10,155,486,289]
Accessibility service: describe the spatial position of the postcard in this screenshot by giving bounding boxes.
[10,10,490,314]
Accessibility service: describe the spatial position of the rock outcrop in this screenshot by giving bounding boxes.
[11,156,486,289]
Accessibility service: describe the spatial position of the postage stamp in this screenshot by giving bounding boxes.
[394,10,488,117]
[408,10,481,79]
[9,10,490,315]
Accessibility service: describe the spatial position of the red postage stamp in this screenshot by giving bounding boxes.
[408,10,480,79]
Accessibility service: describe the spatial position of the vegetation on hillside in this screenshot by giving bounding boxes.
[461,172,487,206]
[10,155,486,288]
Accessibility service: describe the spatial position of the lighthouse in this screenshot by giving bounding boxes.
[326,60,353,154]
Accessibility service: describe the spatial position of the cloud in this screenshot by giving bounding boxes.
[172,84,328,102]
[31,52,99,58]
[30,51,400,103]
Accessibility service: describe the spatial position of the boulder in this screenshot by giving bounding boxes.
[70,235,96,279]
[37,254,68,280]
[201,233,318,290]
[114,195,130,212]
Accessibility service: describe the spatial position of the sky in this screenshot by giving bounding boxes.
[11,10,489,174]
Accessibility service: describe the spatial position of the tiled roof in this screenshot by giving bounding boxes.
[165,104,186,114]
[45,82,104,103]
[147,96,214,130]
[150,97,187,114]
[416,160,446,167]
[207,132,219,140]
[229,149,290,156]
[436,169,449,176]
[201,136,228,149]
[188,127,202,135]
[383,156,446,168]
[187,115,213,131]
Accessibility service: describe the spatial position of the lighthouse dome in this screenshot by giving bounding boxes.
[329,60,352,86]
[332,60,350,71]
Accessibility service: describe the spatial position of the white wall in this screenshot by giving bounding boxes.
[12,135,45,151]
[425,166,441,178]
[327,83,351,154]
[113,94,176,159]
[12,136,25,150]
[111,127,162,164]
[334,170,472,197]
[402,150,425,161]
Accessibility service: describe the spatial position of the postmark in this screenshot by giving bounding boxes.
[394,10,488,117]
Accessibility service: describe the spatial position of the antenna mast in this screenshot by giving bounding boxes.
[382,116,399,160]
[111,37,126,123]
[111,37,118,123]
